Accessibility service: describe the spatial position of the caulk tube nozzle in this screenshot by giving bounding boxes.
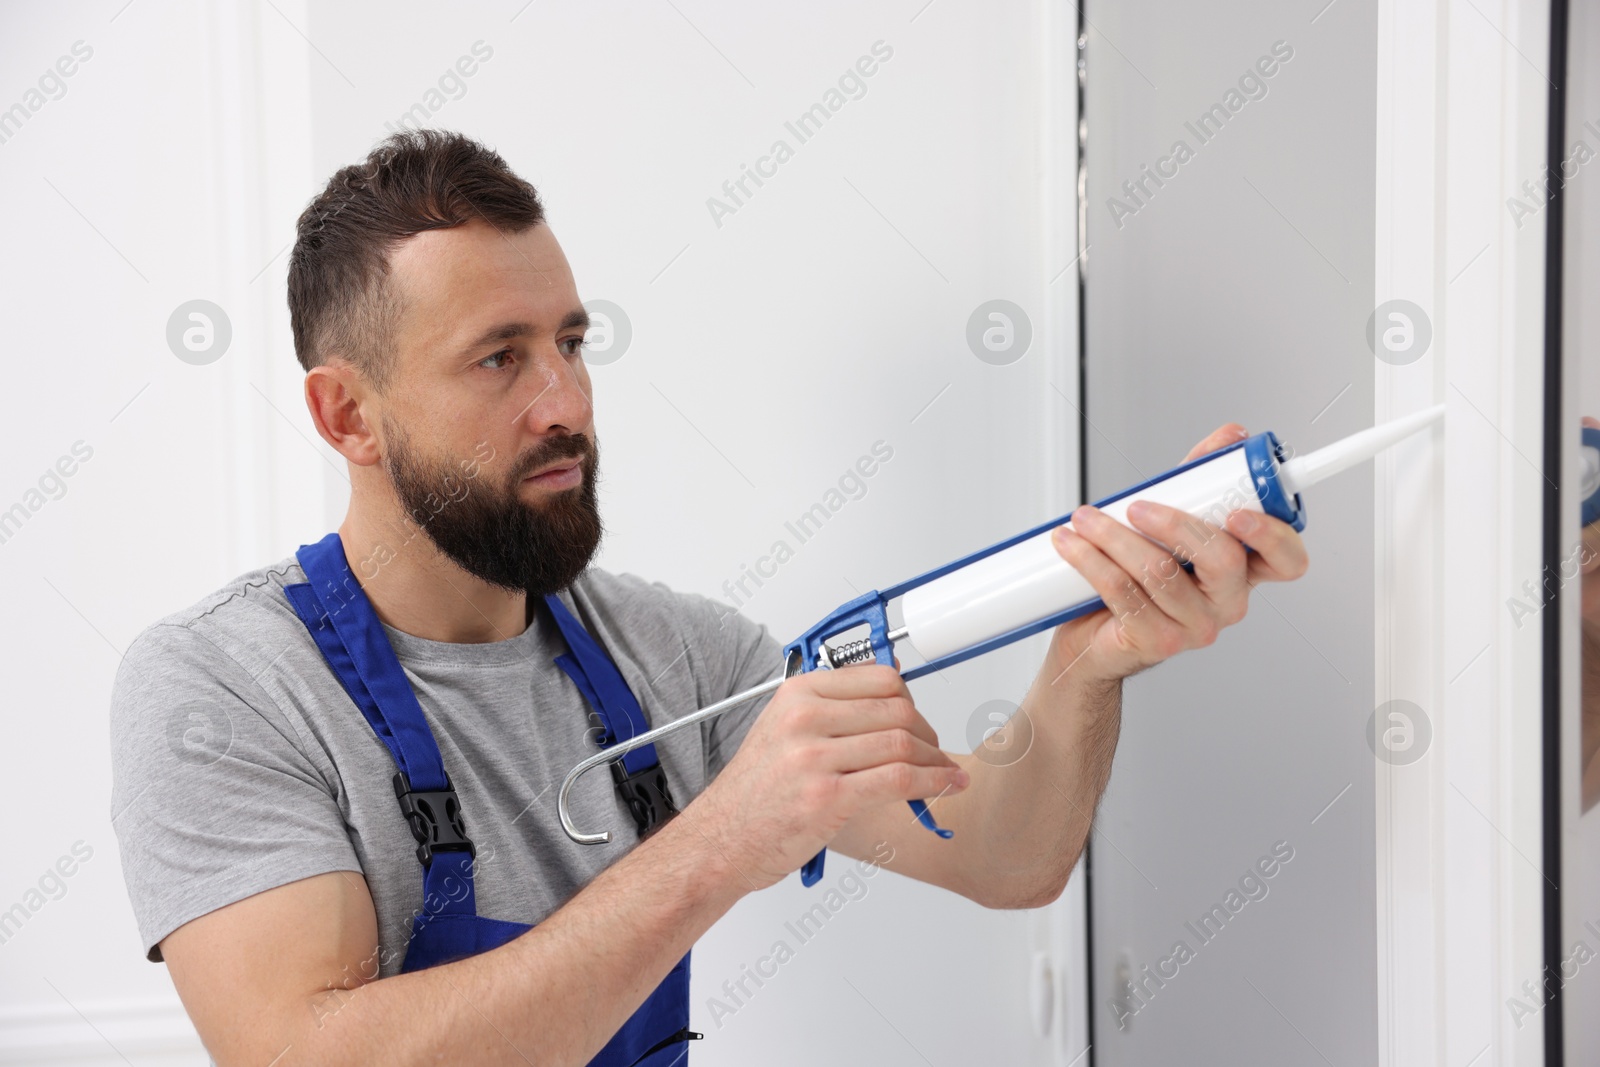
[1277,403,1445,496]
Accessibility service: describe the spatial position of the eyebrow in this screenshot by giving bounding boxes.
[461,307,591,354]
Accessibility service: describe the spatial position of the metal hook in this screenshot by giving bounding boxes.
[557,624,912,845]
[557,672,786,844]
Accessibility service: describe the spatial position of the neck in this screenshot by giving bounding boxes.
[338,497,528,645]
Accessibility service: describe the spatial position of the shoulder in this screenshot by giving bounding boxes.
[567,567,731,632]
[561,566,781,695]
[111,552,310,719]
[562,567,744,663]
[564,565,780,652]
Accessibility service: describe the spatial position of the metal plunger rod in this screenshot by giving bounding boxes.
[555,675,779,844]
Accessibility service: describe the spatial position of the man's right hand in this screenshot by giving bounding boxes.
[688,663,969,889]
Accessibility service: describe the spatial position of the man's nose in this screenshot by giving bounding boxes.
[517,351,593,435]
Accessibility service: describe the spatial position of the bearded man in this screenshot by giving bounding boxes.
[108,130,1308,1067]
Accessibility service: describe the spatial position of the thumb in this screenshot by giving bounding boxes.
[1183,423,1250,463]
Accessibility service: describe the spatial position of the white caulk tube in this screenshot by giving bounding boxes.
[899,405,1445,664]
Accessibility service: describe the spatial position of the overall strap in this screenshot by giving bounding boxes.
[286,534,448,791]
[545,593,678,836]
[284,533,477,920]
[283,534,698,1055]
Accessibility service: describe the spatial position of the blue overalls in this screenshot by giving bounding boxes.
[284,533,699,1066]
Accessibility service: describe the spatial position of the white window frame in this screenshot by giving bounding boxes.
[1374,0,1555,1063]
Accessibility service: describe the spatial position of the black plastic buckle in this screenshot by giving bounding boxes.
[393,770,476,867]
[610,759,679,838]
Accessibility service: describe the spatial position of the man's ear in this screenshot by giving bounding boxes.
[305,361,382,467]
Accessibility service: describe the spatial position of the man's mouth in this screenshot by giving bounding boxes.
[523,458,583,489]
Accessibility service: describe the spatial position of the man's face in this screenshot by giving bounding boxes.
[375,220,601,597]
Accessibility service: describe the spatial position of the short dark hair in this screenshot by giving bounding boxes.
[287,130,545,391]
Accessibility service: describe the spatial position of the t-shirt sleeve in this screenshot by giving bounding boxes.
[109,623,362,962]
[673,595,784,781]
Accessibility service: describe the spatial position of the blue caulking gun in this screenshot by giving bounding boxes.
[558,405,1447,884]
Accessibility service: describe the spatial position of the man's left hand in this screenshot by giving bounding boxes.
[1048,422,1310,685]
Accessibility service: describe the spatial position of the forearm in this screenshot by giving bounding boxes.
[276,811,745,1067]
[946,639,1123,907]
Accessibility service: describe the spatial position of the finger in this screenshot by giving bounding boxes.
[1223,510,1310,583]
[796,662,907,700]
[1123,500,1249,605]
[1182,424,1250,463]
[839,761,969,809]
[825,729,959,774]
[1052,523,1162,628]
[807,696,940,748]
[1069,505,1212,627]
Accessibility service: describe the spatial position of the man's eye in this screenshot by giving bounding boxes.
[480,349,512,369]
[559,336,589,357]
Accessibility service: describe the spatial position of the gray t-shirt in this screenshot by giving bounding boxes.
[108,551,782,975]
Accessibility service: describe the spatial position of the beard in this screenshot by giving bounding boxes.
[382,419,604,598]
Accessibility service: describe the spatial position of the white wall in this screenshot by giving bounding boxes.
[0,2,1082,1064]
[0,0,317,1062]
